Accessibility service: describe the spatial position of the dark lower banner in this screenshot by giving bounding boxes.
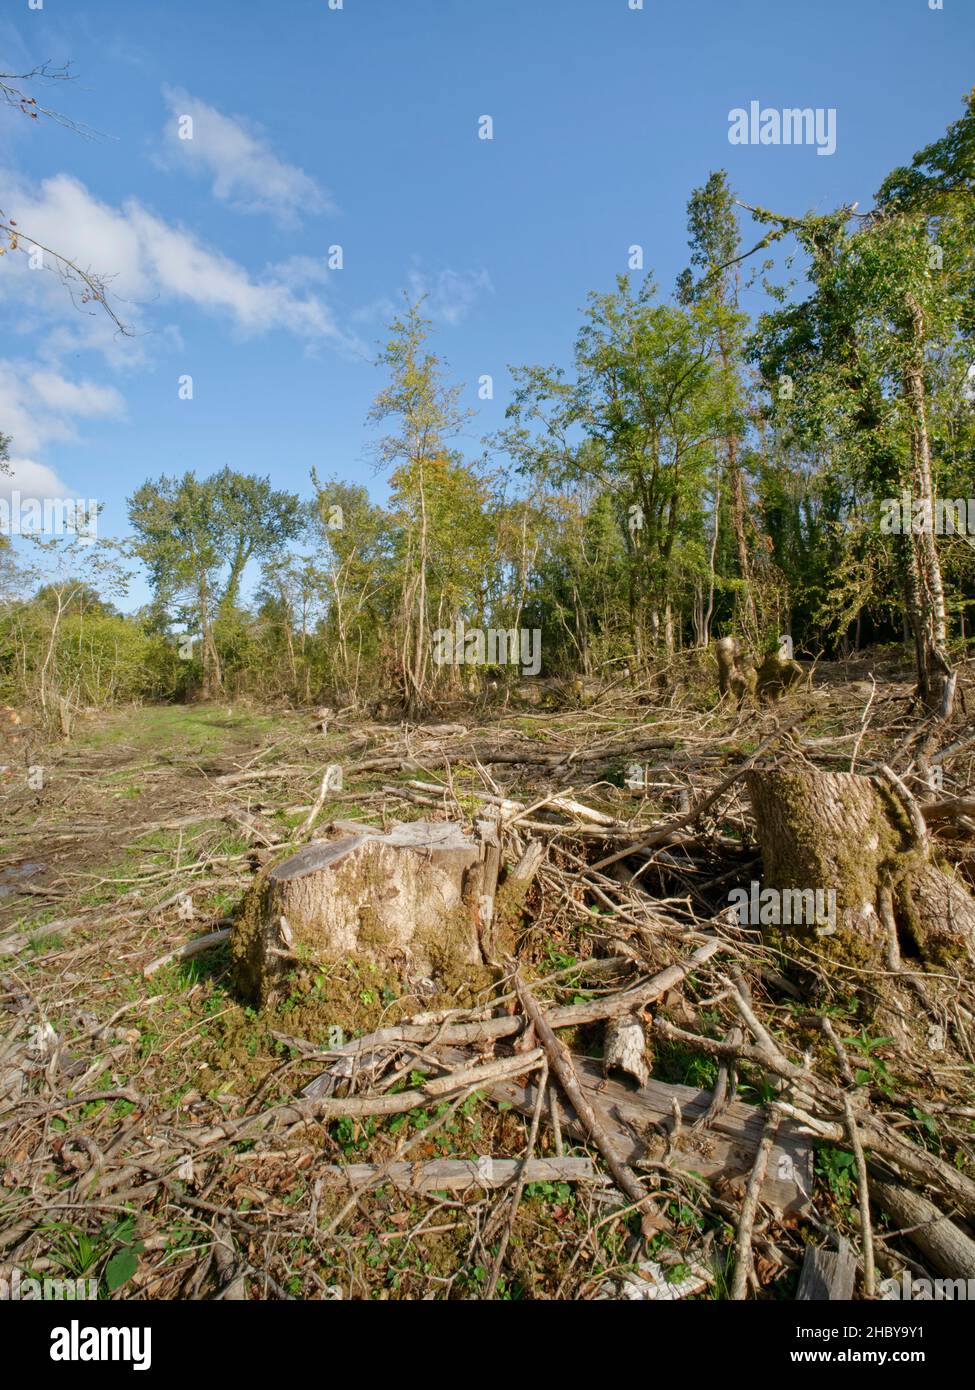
[3,1296,966,1375]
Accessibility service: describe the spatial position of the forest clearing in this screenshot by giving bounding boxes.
[2,0,975,1349]
[2,649,975,1304]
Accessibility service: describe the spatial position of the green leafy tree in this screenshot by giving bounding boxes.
[505,274,723,667]
[128,469,302,697]
[748,90,975,713]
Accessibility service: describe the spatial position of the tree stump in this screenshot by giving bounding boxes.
[754,650,806,701]
[744,768,975,985]
[233,820,484,1006]
[714,636,759,706]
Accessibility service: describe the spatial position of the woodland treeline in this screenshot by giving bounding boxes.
[2,92,973,722]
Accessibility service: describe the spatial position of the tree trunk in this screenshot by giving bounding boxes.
[702,458,722,647]
[199,573,222,698]
[728,439,757,634]
[37,590,65,714]
[663,603,675,659]
[233,820,485,1005]
[717,313,756,637]
[902,294,955,719]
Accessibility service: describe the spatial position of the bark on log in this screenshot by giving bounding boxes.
[476,1046,813,1214]
[515,976,659,1228]
[744,768,975,983]
[232,820,483,1005]
[870,1177,975,1281]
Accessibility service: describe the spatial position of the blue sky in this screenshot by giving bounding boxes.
[1,0,971,608]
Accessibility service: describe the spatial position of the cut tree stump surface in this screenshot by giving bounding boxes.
[268,820,477,878]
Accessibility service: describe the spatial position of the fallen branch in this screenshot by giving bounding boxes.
[143,928,231,978]
[514,974,660,1231]
[318,1156,598,1193]
[195,1048,546,1145]
[844,1095,876,1297]
[730,1111,780,1300]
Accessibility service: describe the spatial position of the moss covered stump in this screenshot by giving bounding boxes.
[232,820,484,1006]
[744,768,975,987]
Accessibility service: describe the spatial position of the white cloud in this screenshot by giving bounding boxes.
[0,172,354,347]
[29,370,125,418]
[0,164,359,502]
[0,360,124,458]
[159,87,334,226]
[0,359,123,504]
[268,254,333,288]
[0,456,72,503]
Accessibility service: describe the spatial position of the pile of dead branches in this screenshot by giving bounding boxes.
[2,657,974,1299]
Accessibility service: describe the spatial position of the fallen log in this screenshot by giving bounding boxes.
[516,975,660,1228]
[730,1112,780,1299]
[0,914,88,956]
[194,1048,547,1145]
[920,796,975,824]
[652,1016,975,1217]
[143,927,231,977]
[870,1176,975,1281]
